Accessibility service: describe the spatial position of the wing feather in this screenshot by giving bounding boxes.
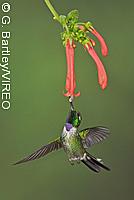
[79,126,110,148]
[14,137,62,165]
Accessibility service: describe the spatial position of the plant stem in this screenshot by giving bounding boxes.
[44,0,60,22]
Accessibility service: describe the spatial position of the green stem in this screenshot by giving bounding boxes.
[44,0,60,22]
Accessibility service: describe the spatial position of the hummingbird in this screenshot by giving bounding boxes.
[14,100,110,173]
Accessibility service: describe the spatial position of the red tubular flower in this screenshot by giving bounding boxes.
[65,40,71,91]
[90,27,108,57]
[64,39,80,97]
[85,43,107,90]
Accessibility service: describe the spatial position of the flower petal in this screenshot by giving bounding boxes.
[90,28,108,57]
[64,91,71,97]
[65,40,71,91]
[64,39,80,97]
[63,91,80,97]
[85,43,108,90]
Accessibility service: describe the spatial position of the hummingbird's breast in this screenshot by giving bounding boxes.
[61,126,85,162]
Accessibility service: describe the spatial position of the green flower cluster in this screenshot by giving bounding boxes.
[60,10,92,46]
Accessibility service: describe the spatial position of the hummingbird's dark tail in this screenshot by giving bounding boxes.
[81,158,100,173]
[81,152,110,173]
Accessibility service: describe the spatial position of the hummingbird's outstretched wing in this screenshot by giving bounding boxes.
[14,137,62,165]
[79,126,110,148]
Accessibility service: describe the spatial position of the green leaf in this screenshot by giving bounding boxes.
[67,10,79,20]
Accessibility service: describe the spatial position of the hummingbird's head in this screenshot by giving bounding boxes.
[66,110,82,128]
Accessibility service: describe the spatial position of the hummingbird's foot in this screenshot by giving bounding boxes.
[80,153,87,161]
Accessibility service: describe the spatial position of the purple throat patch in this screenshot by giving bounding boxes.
[65,123,73,131]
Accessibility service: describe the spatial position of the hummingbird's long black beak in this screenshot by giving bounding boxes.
[70,101,74,111]
[69,96,75,111]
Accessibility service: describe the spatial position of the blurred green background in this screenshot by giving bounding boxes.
[0,0,133,199]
